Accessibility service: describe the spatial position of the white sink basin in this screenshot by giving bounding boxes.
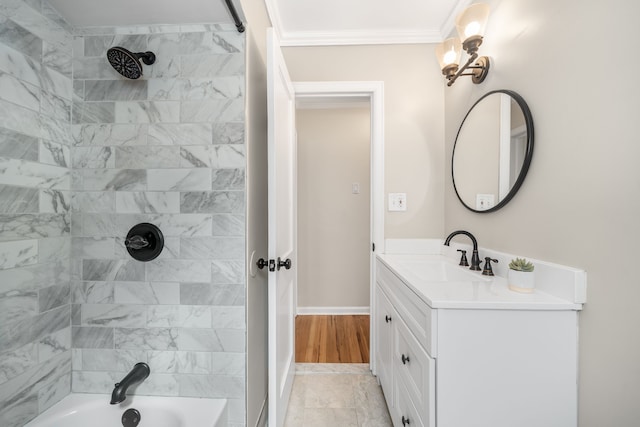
[389,258,490,283]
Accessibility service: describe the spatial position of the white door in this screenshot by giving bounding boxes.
[266,28,297,427]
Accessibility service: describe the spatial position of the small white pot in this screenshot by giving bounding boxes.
[508,269,535,293]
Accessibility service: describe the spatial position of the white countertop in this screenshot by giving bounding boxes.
[377,253,584,310]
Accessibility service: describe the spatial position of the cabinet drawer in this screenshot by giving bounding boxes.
[393,372,428,427]
[375,284,395,406]
[377,260,437,357]
[394,316,435,427]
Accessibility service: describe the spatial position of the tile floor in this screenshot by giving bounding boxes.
[284,363,393,427]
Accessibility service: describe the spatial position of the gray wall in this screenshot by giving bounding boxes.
[70,24,247,426]
[0,1,73,425]
[296,108,371,309]
[443,0,640,425]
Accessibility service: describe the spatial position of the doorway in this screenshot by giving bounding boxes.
[292,82,384,366]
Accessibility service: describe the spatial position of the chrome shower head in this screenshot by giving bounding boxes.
[106,46,156,80]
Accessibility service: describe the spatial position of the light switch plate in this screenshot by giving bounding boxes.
[388,193,407,211]
[476,193,495,210]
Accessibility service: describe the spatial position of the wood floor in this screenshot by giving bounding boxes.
[295,315,370,363]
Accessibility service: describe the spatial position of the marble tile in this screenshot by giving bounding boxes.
[72,326,114,348]
[81,304,147,327]
[71,370,120,393]
[211,214,245,236]
[211,168,245,190]
[38,327,70,362]
[114,327,178,351]
[32,305,71,341]
[72,191,115,213]
[175,329,223,352]
[72,101,115,124]
[9,1,71,53]
[40,140,70,168]
[147,168,211,191]
[40,90,71,122]
[0,158,69,190]
[85,79,148,102]
[38,237,70,263]
[212,122,245,144]
[0,98,44,139]
[0,213,70,242]
[211,306,245,329]
[38,282,70,311]
[181,53,244,78]
[133,373,179,397]
[148,123,212,146]
[0,288,38,326]
[180,191,245,214]
[148,32,215,57]
[81,214,120,239]
[81,169,147,191]
[80,349,147,371]
[148,350,212,374]
[73,56,123,80]
[211,352,244,376]
[0,69,40,111]
[0,42,41,87]
[0,343,37,385]
[115,146,180,168]
[147,305,211,328]
[211,259,244,285]
[180,236,244,260]
[0,17,43,61]
[117,213,212,237]
[37,369,70,413]
[113,281,180,304]
[114,101,180,124]
[71,281,114,304]
[148,76,243,101]
[146,259,210,282]
[72,147,113,169]
[212,329,244,352]
[180,145,245,168]
[177,374,243,398]
[180,99,244,123]
[180,282,244,306]
[0,185,39,213]
[0,259,69,295]
[0,240,38,270]
[211,32,244,54]
[115,191,180,214]
[83,34,148,57]
[71,124,147,146]
[42,40,72,77]
[82,259,145,281]
[0,128,39,161]
[39,189,71,213]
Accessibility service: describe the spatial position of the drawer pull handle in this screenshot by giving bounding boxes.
[385,315,392,323]
[402,415,410,426]
[401,354,410,364]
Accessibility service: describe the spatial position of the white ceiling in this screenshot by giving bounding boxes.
[46,0,469,45]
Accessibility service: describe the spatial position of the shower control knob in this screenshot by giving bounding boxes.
[277,257,292,271]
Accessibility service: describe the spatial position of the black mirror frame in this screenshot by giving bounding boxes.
[452,89,534,213]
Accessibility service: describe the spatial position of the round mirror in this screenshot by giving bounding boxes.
[452,90,534,213]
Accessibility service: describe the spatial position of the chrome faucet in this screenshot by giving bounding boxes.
[110,362,150,404]
[444,230,481,271]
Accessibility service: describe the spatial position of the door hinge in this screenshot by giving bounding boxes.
[372,242,376,252]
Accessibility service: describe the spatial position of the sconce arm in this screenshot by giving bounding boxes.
[446,53,490,87]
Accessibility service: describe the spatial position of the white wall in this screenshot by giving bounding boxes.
[296,108,371,310]
[443,1,640,425]
[283,44,446,239]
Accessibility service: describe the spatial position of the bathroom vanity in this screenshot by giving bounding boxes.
[373,243,586,427]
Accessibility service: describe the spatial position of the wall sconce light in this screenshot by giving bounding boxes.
[436,3,491,86]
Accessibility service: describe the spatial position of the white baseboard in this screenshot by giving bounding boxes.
[296,306,370,315]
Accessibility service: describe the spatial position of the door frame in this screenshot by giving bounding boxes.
[292,81,385,371]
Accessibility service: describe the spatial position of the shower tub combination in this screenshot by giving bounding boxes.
[24,394,228,427]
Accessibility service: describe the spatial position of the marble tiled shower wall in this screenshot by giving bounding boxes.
[0,0,74,426]
[70,25,247,425]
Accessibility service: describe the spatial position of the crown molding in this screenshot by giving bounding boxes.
[279,28,443,46]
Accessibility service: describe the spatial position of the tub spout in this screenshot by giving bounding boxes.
[110,362,150,404]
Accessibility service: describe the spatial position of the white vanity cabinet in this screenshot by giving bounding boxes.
[374,256,580,427]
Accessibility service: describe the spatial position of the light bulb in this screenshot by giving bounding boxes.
[465,21,481,38]
[443,49,457,65]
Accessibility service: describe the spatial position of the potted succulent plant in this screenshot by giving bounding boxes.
[508,258,535,293]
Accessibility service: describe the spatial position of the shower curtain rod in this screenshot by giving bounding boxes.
[224,0,245,33]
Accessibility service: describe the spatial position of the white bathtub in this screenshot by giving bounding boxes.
[24,394,227,427]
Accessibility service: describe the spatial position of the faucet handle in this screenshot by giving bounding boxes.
[457,249,469,267]
[482,257,498,276]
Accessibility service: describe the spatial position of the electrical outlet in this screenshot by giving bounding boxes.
[476,194,495,210]
[388,193,407,211]
[352,183,360,194]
